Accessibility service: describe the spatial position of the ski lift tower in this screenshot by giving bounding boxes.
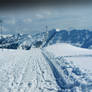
[0,20,3,51]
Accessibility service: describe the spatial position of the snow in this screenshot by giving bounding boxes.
[56,29,60,32]
[2,34,12,38]
[1,43,92,92]
[66,57,92,72]
[45,43,92,77]
[0,48,59,92]
[46,43,92,57]
[42,48,92,91]
[44,43,92,91]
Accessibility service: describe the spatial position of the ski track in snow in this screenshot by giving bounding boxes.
[0,49,59,92]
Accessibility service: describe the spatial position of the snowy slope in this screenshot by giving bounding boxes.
[44,43,92,91]
[0,49,59,92]
[1,43,92,92]
[45,43,92,79]
[45,43,92,56]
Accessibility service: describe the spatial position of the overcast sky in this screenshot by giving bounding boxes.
[0,4,92,34]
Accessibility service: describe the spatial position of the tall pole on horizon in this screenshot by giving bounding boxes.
[0,20,3,51]
[45,25,48,42]
[46,25,48,32]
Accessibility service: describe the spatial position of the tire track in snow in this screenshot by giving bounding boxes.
[17,55,32,92]
[1,49,59,92]
[0,50,32,92]
[8,52,31,92]
[17,55,38,92]
[16,54,57,92]
[16,52,43,92]
[32,49,58,92]
[14,49,58,92]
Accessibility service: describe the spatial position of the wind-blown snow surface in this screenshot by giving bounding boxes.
[1,43,92,92]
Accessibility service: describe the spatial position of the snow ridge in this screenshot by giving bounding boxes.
[42,49,92,92]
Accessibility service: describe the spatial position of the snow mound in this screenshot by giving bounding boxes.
[44,43,92,91]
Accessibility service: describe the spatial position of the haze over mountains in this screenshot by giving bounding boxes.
[0,4,92,34]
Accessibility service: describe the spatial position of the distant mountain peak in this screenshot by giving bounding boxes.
[56,28,61,32]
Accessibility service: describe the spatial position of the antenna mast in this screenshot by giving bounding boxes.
[0,20,3,51]
[45,25,48,41]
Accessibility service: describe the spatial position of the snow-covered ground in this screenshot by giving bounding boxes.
[0,43,92,92]
[45,43,92,72]
[45,43,92,91]
[0,49,59,92]
[45,43,92,56]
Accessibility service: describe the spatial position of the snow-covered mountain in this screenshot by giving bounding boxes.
[0,29,92,50]
[0,34,33,50]
[0,43,92,92]
[17,29,92,49]
[33,29,92,49]
[47,29,92,49]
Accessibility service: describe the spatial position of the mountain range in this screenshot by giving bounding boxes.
[0,29,92,49]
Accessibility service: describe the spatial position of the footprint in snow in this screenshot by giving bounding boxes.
[28,82,32,88]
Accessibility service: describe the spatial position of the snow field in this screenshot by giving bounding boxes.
[0,48,59,92]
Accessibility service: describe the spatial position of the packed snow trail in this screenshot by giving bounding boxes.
[17,48,59,92]
[0,49,31,92]
[0,49,59,92]
[1,47,92,92]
